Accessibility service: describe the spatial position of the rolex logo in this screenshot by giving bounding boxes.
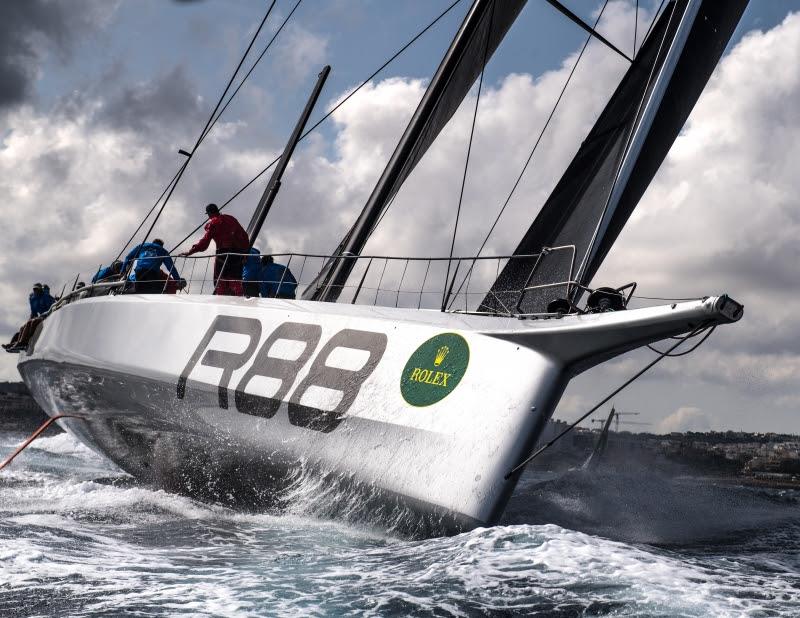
[434,345,449,366]
[401,334,469,407]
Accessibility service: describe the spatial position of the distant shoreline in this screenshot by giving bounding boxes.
[2,382,798,488]
[0,381,62,435]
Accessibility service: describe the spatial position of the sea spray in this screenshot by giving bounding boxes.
[2,429,799,616]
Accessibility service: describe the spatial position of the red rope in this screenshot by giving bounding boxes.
[0,414,86,471]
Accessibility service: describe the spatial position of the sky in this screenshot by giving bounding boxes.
[1,0,799,434]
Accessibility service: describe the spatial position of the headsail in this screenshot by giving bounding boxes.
[482,0,748,314]
[305,0,526,302]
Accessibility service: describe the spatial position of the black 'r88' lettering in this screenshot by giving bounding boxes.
[234,322,322,418]
[177,315,262,409]
[288,329,387,433]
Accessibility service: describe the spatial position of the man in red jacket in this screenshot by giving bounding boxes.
[179,203,250,296]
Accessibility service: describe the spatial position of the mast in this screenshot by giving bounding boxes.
[247,65,331,248]
[305,0,526,302]
[482,0,748,314]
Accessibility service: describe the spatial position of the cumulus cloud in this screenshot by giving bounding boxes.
[0,68,275,380]
[271,22,329,86]
[554,394,591,418]
[657,407,713,434]
[589,10,800,413]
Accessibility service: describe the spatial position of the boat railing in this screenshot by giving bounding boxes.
[56,246,579,317]
[515,244,578,313]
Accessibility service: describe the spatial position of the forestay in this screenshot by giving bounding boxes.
[482,0,748,314]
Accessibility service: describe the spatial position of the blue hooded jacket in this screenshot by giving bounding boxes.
[243,248,261,282]
[92,264,119,283]
[260,263,297,298]
[122,243,181,281]
[29,290,55,318]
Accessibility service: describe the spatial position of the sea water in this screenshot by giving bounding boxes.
[1,429,799,617]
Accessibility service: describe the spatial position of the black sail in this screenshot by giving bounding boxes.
[482,0,748,315]
[305,0,526,302]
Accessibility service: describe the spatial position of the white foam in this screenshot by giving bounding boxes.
[2,502,798,616]
[29,432,100,457]
[2,427,798,615]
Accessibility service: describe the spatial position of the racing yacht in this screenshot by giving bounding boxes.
[14,0,748,535]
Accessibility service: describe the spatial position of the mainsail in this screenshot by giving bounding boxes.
[304,0,526,302]
[482,0,748,314]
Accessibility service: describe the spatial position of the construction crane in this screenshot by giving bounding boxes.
[590,406,651,432]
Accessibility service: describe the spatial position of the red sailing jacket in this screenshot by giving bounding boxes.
[188,214,249,255]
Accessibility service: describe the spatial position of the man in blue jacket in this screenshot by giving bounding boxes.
[29,283,55,317]
[122,239,185,294]
[3,283,56,351]
[242,248,262,298]
[260,256,297,299]
[91,260,123,284]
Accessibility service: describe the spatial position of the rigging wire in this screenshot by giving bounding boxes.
[362,0,667,283]
[504,320,715,479]
[648,325,716,356]
[118,0,278,264]
[446,0,613,310]
[441,1,494,311]
[634,0,639,57]
[170,0,465,254]
[631,294,702,301]
[666,327,712,341]
[544,0,632,62]
[113,166,185,263]
[196,0,302,147]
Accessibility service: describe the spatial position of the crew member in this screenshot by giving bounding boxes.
[179,203,249,296]
[3,283,56,351]
[260,256,298,299]
[243,247,262,298]
[92,260,123,283]
[122,239,185,294]
[30,282,56,317]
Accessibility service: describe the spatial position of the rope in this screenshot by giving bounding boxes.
[0,414,87,471]
[648,325,716,356]
[446,0,612,310]
[441,0,494,312]
[631,294,702,301]
[170,0,465,254]
[504,321,714,479]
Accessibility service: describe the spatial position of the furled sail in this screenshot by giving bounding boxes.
[305,0,526,302]
[482,0,748,315]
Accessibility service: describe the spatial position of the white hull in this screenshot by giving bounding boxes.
[17,294,741,534]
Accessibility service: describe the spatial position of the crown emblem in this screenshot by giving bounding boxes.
[434,346,449,366]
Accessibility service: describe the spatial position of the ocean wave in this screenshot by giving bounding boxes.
[2,516,798,616]
[1,430,799,616]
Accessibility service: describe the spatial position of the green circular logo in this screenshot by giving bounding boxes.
[401,333,470,407]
